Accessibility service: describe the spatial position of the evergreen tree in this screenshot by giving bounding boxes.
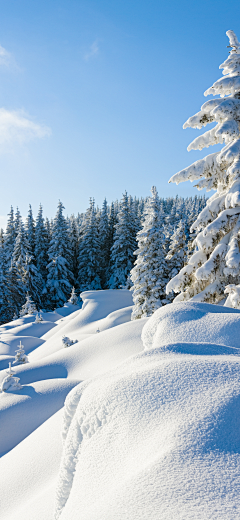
[67,215,79,283]
[23,255,44,308]
[4,207,16,267]
[68,287,78,305]
[26,204,35,259]
[167,30,240,304]
[43,201,73,309]
[12,221,30,282]
[14,207,22,235]
[6,261,25,317]
[20,294,37,316]
[166,219,188,278]
[13,340,28,365]
[131,187,170,319]
[0,246,12,324]
[98,198,110,288]
[108,192,138,289]
[35,204,49,281]
[78,198,101,291]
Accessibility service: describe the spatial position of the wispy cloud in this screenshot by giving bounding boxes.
[84,40,99,62]
[0,108,51,153]
[0,44,15,68]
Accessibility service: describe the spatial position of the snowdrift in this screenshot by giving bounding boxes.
[55,332,240,519]
[142,301,240,350]
[1,294,240,520]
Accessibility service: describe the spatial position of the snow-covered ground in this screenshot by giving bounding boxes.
[1,290,240,519]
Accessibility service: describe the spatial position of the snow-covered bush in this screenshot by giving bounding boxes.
[19,294,37,316]
[62,335,77,348]
[13,340,28,365]
[35,311,43,323]
[224,284,240,308]
[68,287,78,305]
[1,363,22,392]
[167,30,240,304]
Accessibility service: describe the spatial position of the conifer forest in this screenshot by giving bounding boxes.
[0,194,206,324]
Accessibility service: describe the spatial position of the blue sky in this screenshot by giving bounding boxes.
[0,0,240,224]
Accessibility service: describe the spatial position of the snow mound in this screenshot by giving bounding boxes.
[7,319,146,385]
[78,289,133,328]
[0,378,79,456]
[55,302,81,317]
[0,335,44,356]
[142,301,240,351]
[0,320,57,339]
[55,347,240,520]
[0,311,62,333]
[0,409,63,520]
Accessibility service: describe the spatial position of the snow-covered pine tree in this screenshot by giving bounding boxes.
[24,255,44,308]
[26,204,35,259]
[4,207,16,267]
[166,219,188,277]
[14,207,22,236]
[78,198,101,291]
[6,261,25,316]
[35,204,49,281]
[20,293,37,316]
[131,187,170,319]
[67,215,79,283]
[12,219,43,306]
[68,287,78,305]
[108,192,136,289]
[43,201,73,309]
[12,220,30,280]
[0,245,12,324]
[98,198,110,288]
[1,362,22,392]
[13,340,28,365]
[167,30,240,304]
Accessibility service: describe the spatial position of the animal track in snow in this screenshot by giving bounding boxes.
[79,405,109,439]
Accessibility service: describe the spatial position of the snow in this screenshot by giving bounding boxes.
[55,343,240,520]
[1,290,240,519]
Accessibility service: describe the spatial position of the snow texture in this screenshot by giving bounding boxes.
[1,291,240,520]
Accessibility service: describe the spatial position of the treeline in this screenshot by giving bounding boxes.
[0,192,206,324]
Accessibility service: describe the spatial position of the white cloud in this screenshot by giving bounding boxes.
[0,108,51,153]
[0,45,14,68]
[84,40,99,61]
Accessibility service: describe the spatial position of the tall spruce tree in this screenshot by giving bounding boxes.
[43,201,73,309]
[4,207,16,267]
[108,192,137,289]
[131,187,170,319]
[78,198,101,292]
[98,198,110,288]
[167,30,240,304]
[35,204,49,281]
[26,204,35,259]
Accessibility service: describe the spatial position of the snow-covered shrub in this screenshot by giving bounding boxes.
[68,287,78,305]
[224,284,240,308]
[62,335,77,348]
[35,311,43,323]
[19,294,37,316]
[1,363,22,392]
[167,30,240,304]
[13,340,28,365]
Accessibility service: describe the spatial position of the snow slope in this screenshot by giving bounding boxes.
[1,294,240,520]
